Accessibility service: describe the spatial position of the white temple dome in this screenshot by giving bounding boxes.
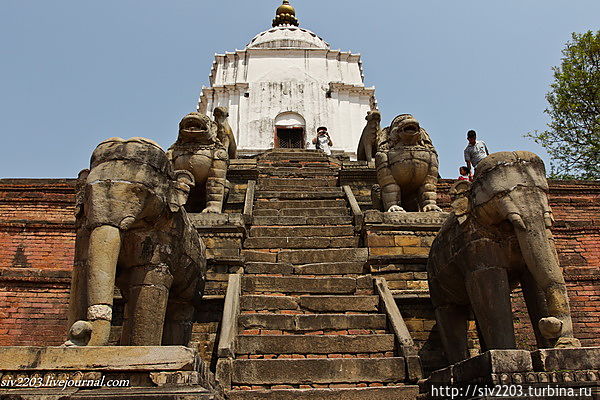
[247,26,330,50]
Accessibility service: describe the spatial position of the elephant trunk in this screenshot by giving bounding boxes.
[511,214,579,347]
[85,224,121,346]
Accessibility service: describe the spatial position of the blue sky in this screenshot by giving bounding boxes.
[1,1,599,178]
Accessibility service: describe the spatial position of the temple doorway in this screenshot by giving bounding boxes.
[276,128,304,148]
[274,112,305,149]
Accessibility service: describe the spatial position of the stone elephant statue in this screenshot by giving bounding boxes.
[167,112,230,213]
[375,114,442,212]
[427,151,580,364]
[67,137,207,347]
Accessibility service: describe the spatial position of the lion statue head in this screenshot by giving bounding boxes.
[387,114,434,149]
[176,112,218,145]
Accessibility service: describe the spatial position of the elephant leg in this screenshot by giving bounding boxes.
[435,304,470,364]
[67,226,90,330]
[375,152,402,212]
[86,225,121,346]
[520,269,552,349]
[162,299,195,346]
[203,153,228,213]
[163,273,202,345]
[120,263,173,346]
[465,268,516,350]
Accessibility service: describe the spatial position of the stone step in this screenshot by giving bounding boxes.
[242,250,278,263]
[227,386,419,400]
[293,262,365,275]
[256,190,343,200]
[238,313,387,331]
[258,153,331,160]
[242,276,360,294]
[253,207,349,217]
[254,199,346,210]
[297,295,379,312]
[244,236,359,249]
[236,334,395,355]
[240,295,379,312]
[244,262,295,274]
[252,216,353,226]
[257,177,338,188]
[257,186,343,194]
[278,248,368,264]
[249,226,354,238]
[230,358,405,385]
[244,262,365,275]
[258,168,338,177]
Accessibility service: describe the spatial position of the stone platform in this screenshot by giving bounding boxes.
[420,347,600,399]
[0,346,223,399]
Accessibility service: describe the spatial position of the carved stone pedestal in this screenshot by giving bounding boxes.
[0,346,223,399]
[190,213,246,297]
[420,348,600,399]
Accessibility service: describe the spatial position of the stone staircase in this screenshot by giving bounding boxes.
[218,150,419,399]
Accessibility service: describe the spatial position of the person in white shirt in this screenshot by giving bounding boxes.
[312,126,333,156]
[464,130,489,172]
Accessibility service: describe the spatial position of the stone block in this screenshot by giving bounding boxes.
[531,347,600,372]
[0,346,198,371]
[278,248,368,264]
[254,199,345,210]
[367,235,395,247]
[293,262,365,275]
[242,276,357,294]
[370,247,404,256]
[236,334,395,355]
[242,250,277,263]
[394,236,421,247]
[231,358,405,385]
[452,350,533,383]
[244,262,294,274]
[250,226,354,238]
[241,295,298,311]
[238,313,386,331]
[295,314,386,331]
[298,295,379,312]
[402,247,429,256]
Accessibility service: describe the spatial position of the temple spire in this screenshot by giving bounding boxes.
[272,0,299,27]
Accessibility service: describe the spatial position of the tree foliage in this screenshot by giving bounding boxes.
[528,31,600,180]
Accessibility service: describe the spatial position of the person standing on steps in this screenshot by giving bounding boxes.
[312,126,333,156]
[464,130,489,172]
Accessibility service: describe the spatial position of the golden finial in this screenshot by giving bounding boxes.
[272,0,299,27]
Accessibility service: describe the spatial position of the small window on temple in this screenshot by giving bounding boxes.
[326,91,332,98]
[244,92,250,98]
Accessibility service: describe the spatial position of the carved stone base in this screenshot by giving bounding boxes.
[0,346,224,399]
[420,348,600,399]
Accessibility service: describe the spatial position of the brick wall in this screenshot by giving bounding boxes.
[0,177,598,367]
[0,179,75,346]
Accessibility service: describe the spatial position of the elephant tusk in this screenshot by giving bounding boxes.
[507,213,526,231]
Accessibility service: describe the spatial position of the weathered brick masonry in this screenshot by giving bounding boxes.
[0,176,598,367]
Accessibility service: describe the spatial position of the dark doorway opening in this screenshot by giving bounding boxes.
[275,127,305,149]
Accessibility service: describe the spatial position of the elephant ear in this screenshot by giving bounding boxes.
[168,170,195,213]
[449,180,471,224]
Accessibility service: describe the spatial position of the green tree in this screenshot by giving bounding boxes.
[528,30,600,180]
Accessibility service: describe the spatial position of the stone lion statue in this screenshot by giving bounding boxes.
[374,114,441,212]
[167,112,230,213]
[213,106,237,160]
[356,110,381,163]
